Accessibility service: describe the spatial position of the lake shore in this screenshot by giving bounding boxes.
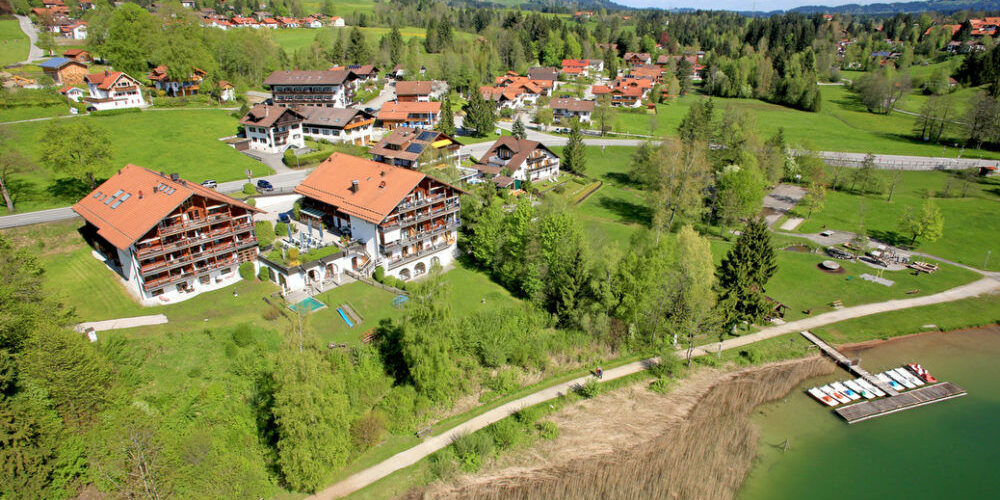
[409,356,834,500]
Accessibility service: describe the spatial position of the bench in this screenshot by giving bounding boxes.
[415,426,432,438]
[360,329,377,344]
[831,299,844,310]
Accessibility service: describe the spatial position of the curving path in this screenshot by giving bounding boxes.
[309,275,999,499]
[13,15,43,64]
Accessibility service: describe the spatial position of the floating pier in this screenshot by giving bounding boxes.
[800,331,967,424]
[834,382,967,423]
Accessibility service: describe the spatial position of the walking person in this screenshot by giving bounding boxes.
[595,366,603,380]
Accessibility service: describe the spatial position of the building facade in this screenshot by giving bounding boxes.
[549,97,595,123]
[475,137,560,184]
[147,65,207,97]
[370,127,461,169]
[83,70,145,111]
[264,70,356,108]
[299,107,375,145]
[39,57,89,85]
[72,166,261,304]
[240,104,305,153]
[377,101,441,129]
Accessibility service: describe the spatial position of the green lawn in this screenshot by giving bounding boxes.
[0,104,72,123]
[271,25,466,54]
[1,109,269,215]
[792,169,1000,271]
[0,19,29,66]
[611,86,1000,159]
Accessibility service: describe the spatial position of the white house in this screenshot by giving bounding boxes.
[72,166,262,304]
[475,137,561,184]
[218,80,235,102]
[82,71,145,111]
[298,107,375,145]
[303,17,323,28]
[330,16,345,27]
[240,104,306,154]
[58,85,84,102]
[549,97,595,123]
[60,21,87,40]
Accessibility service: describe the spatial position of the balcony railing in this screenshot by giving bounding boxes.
[137,224,253,260]
[142,256,238,291]
[140,240,239,276]
[386,240,455,270]
[385,201,460,230]
[380,221,459,253]
[157,213,232,238]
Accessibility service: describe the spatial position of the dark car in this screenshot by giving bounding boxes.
[256,179,274,192]
[278,211,292,223]
[364,107,376,114]
[200,179,217,189]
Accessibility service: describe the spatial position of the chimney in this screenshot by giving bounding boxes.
[138,190,144,199]
[170,173,179,181]
[380,170,386,177]
[350,180,359,193]
[153,185,158,193]
[104,69,110,76]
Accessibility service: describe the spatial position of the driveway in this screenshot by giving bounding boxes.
[360,81,395,110]
[14,15,44,64]
[762,184,806,227]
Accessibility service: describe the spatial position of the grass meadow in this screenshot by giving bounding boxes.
[1,109,269,214]
[0,19,28,66]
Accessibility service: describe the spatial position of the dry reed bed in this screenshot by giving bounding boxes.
[410,357,834,500]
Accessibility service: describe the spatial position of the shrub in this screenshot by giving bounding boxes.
[350,412,386,449]
[649,351,683,379]
[483,367,520,395]
[553,184,566,194]
[515,406,543,426]
[378,385,420,433]
[374,266,385,282]
[257,266,272,282]
[739,347,763,365]
[452,432,494,472]
[223,342,238,359]
[428,448,458,479]
[254,221,274,247]
[89,107,141,117]
[284,148,333,167]
[287,247,300,266]
[242,183,256,195]
[246,197,256,207]
[231,323,255,347]
[488,418,524,451]
[536,420,559,440]
[262,305,281,321]
[575,378,602,399]
[649,377,672,394]
[238,262,254,281]
[274,222,288,236]
[292,199,302,219]
[282,148,296,165]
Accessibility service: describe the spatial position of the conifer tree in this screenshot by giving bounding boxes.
[562,122,587,176]
[511,116,526,139]
[438,92,456,136]
[715,218,777,330]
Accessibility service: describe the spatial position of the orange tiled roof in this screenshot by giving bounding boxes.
[378,101,441,121]
[72,165,261,250]
[294,153,426,225]
[85,71,131,91]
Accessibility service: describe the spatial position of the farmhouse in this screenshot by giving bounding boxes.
[394,80,433,102]
[377,101,441,129]
[38,57,89,85]
[62,48,92,63]
[83,70,145,110]
[218,80,235,101]
[526,66,558,83]
[475,137,560,184]
[624,52,652,66]
[147,65,207,97]
[288,153,462,282]
[549,97,595,123]
[72,166,262,303]
[264,69,356,108]
[370,127,462,169]
[240,104,306,153]
[298,107,375,145]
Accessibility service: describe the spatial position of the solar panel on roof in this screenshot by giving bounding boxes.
[405,143,425,154]
[416,131,437,142]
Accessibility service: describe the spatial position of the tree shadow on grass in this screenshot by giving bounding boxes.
[604,171,643,189]
[7,178,39,210]
[45,177,92,203]
[868,229,911,248]
[597,195,651,225]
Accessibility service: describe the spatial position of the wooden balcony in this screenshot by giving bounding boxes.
[380,221,459,253]
[386,239,455,270]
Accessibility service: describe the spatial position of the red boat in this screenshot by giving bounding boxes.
[907,363,938,383]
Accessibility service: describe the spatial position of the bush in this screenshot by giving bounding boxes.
[242,183,256,195]
[350,412,386,449]
[238,262,254,281]
[89,107,142,117]
[575,378,602,399]
[739,347,763,364]
[246,197,256,207]
[649,351,683,379]
[536,420,559,440]
[283,148,333,167]
[373,266,385,282]
[452,432,494,472]
[292,199,302,220]
[262,305,281,321]
[649,378,672,394]
[231,323,255,347]
[514,406,543,426]
[428,448,458,479]
[257,266,272,282]
[483,367,520,395]
[488,418,524,451]
[254,220,274,247]
[553,184,566,194]
[377,385,424,433]
[274,222,288,236]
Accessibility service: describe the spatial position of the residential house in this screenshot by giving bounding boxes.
[377,101,441,129]
[561,59,589,76]
[526,66,558,83]
[39,57,89,85]
[240,104,306,153]
[58,85,84,102]
[72,166,261,303]
[147,65,207,97]
[395,80,433,101]
[623,52,652,66]
[630,65,664,82]
[261,17,280,29]
[59,20,87,39]
[370,127,461,169]
[330,16,345,27]
[277,16,299,28]
[231,17,258,28]
[329,64,379,89]
[289,153,461,282]
[303,16,323,28]
[181,0,195,7]
[62,48,92,63]
[549,97,595,123]
[475,137,560,186]
[479,86,525,110]
[264,69,356,108]
[218,80,235,101]
[299,107,376,145]
[83,70,145,110]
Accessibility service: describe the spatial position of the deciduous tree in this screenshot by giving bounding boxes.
[39,120,113,189]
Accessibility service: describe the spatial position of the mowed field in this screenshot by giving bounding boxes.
[1,110,269,214]
[609,85,1000,159]
[271,25,473,53]
[0,18,29,66]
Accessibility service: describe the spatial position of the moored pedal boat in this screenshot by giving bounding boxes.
[906,363,938,383]
[808,387,838,406]
[821,384,852,404]
[832,381,861,400]
[893,367,924,387]
[844,379,874,399]
[856,378,886,398]
[877,372,905,391]
[887,370,916,389]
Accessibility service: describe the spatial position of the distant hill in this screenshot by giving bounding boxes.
[450,0,628,11]
[789,0,1000,15]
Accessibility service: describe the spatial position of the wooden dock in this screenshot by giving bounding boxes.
[835,382,967,424]
[800,331,899,397]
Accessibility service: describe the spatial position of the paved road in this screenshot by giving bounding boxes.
[14,15,43,64]
[310,274,999,499]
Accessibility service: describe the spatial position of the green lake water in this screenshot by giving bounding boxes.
[739,326,1000,500]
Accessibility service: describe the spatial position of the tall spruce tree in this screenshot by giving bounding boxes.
[562,122,587,175]
[511,116,526,139]
[438,92,456,136]
[715,218,777,331]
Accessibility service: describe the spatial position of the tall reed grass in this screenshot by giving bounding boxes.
[415,357,833,500]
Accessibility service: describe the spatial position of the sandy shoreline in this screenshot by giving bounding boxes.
[408,356,834,500]
[838,323,1000,352]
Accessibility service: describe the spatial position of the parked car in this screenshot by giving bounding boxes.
[364,107,376,114]
[200,179,217,189]
[256,179,274,192]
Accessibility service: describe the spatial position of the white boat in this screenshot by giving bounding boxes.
[887,370,916,389]
[821,384,852,404]
[856,378,886,398]
[808,387,838,406]
[894,367,924,387]
[877,372,905,391]
[845,379,875,399]
[832,381,861,400]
